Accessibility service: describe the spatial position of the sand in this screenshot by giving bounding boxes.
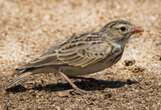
[0,0,161,109]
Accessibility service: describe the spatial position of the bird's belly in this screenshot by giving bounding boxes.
[60,52,122,77]
[61,62,107,76]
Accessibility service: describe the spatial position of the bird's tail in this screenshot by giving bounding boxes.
[5,67,35,90]
[15,66,35,75]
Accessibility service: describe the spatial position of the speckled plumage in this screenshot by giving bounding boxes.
[6,20,143,93]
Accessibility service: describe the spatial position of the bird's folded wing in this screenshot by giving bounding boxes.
[57,41,112,68]
[23,33,112,68]
[23,53,64,68]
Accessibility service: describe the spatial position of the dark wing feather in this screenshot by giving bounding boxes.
[57,33,112,67]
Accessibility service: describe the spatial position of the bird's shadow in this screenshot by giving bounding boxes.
[6,78,138,93]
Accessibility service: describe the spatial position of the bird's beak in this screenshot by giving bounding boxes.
[132,26,144,34]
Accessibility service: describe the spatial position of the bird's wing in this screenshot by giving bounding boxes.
[25,33,85,67]
[22,33,112,68]
[27,53,63,67]
[23,46,63,68]
[57,33,112,68]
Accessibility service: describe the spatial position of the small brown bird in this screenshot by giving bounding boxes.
[6,20,143,93]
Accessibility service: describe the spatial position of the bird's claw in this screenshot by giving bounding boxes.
[70,88,91,95]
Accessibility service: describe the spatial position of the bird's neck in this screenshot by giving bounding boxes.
[115,37,129,47]
[102,32,130,47]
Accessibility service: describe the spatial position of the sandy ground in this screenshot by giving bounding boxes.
[0,0,161,110]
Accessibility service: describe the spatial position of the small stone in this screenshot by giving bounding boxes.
[124,60,135,66]
[159,56,161,61]
[57,91,70,97]
[132,66,145,73]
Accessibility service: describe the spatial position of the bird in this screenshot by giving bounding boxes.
[5,19,144,93]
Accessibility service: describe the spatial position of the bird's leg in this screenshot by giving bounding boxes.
[58,70,87,94]
[70,76,97,89]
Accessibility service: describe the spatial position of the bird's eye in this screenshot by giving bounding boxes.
[120,26,127,32]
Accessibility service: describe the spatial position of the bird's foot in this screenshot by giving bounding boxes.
[70,87,91,95]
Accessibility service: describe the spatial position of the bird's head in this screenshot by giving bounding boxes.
[100,20,144,44]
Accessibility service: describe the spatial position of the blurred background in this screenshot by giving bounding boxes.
[0,0,161,110]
